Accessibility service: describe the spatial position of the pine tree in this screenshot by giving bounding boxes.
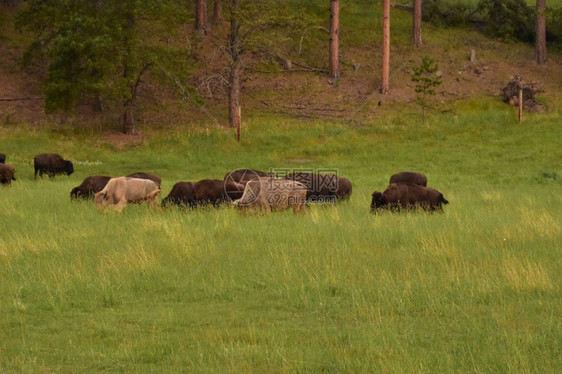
[411,56,442,123]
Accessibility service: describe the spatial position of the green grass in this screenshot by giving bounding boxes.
[1,101,562,372]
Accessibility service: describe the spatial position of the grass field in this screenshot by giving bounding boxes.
[1,98,561,372]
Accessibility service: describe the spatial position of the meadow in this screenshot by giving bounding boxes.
[1,99,561,372]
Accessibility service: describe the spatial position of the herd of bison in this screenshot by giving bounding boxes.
[0,153,449,213]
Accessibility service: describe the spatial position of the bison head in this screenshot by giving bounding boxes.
[70,187,81,199]
[370,191,387,212]
[64,160,74,176]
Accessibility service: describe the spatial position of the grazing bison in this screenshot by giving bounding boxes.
[194,179,245,206]
[224,168,276,185]
[371,183,448,212]
[162,182,197,208]
[234,178,307,214]
[283,172,352,203]
[0,153,5,164]
[335,176,353,200]
[70,176,112,200]
[161,182,197,207]
[0,164,16,185]
[126,172,161,187]
[94,177,160,212]
[161,179,245,208]
[34,153,74,179]
[389,171,427,187]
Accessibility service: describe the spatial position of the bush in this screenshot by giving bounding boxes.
[475,0,535,43]
[422,0,469,27]
[546,7,562,45]
[422,0,562,48]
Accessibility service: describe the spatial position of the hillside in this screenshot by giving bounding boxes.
[0,4,561,131]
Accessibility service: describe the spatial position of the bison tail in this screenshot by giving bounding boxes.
[440,194,449,205]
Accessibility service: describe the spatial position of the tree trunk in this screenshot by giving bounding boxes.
[122,63,151,135]
[329,0,340,79]
[195,0,208,34]
[412,0,423,47]
[212,0,222,24]
[122,103,137,135]
[229,61,241,131]
[228,0,241,139]
[381,0,390,93]
[535,0,547,64]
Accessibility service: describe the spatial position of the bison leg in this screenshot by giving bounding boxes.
[114,200,127,212]
[292,203,306,214]
[146,190,160,209]
[147,196,160,209]
[95,199,108,211]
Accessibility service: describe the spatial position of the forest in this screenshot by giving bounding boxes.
[1,0,561,135]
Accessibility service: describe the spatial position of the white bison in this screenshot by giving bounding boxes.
[234,178,307,214]
[94,177,160,212]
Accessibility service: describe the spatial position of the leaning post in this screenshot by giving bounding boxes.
[518,89,523,123]
[236,105,241,142]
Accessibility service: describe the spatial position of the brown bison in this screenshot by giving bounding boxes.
[283,172,352,203]
[162,179,245,208]
[126,172,161,187]
[94,177,160,212]
[371,183,448,212]
[161,182,197,207]
[224,168,276,185]
[0,153,5,164]
[389,171,427,187]
[34,153,74,179]
[0,164,16,185]
[234,178,307,214]
[70,176,112,199]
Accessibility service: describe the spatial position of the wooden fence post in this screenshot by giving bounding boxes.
[236,105,241,142]
[518,89,523,123]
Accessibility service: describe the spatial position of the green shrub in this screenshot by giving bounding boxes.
[475,0,535,42]
[423,0,470,27]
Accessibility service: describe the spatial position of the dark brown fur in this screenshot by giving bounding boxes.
[161,182,197,207]
[162,179,245,208]
[34,153,74,179]
[389,172,427,187]
[70,176,112,199]
[371,183,448,212]
[0,164,16,185]
[126,172,161,187]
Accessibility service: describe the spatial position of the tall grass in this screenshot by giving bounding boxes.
[1,101,561,372]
